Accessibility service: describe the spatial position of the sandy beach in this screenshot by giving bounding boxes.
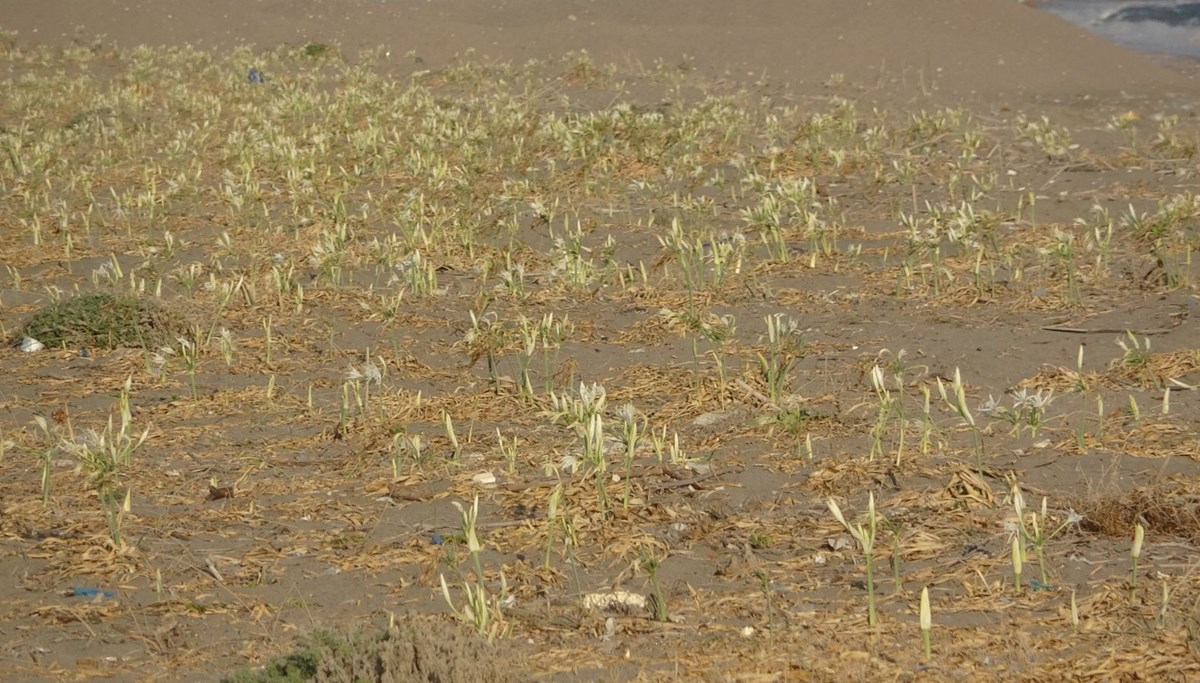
[2,1,1198,681]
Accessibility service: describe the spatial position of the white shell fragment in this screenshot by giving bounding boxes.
[20,337,44,352]
[582,590,647,614]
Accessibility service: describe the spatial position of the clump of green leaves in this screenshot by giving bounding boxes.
[303,43,334,59]
[16,293,185,350]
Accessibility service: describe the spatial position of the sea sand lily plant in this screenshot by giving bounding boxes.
[938,368,983,475]
[829,492,879,626]
[1131,521,1145,601]
[37,376,150,545]
[1012,534,1024,593]
[920,586,932,662]
[1011,483,1083,587]
[639,547,668,622]
[615,402,646,509]
[979,388,1056,438]
[758,314,805,404]
[440,496,509,642]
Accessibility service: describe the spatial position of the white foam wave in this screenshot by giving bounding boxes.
[1039,0,1200,57]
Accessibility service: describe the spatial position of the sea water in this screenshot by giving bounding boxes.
[1039,0,1200,58]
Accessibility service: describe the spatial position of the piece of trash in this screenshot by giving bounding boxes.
[1029,580,1054,591]
[740,626,756,638]
[827,535,854,551]
[68,587,116,600]
[431,533,444,546]
[582,590,646,615]
[20,337,44,352]
[79,347,90,358]
[247,67,264,84]
[471,471,497,487]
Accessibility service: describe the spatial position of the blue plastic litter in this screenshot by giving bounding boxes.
[247,68,264,84]
[431,533,444,546]
[71,587,116,599]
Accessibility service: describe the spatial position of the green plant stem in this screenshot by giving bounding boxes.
[865,550,877,627]
[41,449,52,505]
[471,549,486,593]
[543,523,555,570]
[970,427,984,478]
[759,570,775,645]
[1130,556,1139,601]
[1035,544,1048,586]
[595,471,608,514]
[891,538,903,594]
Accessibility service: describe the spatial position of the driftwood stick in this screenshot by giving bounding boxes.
[1040,325,1178,335]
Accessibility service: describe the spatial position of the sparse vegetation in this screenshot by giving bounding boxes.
[223,618,518,682]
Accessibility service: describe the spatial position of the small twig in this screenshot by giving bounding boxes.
[1168,378,1198,391]
[648,468,733,492]
[202,556,225,583]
